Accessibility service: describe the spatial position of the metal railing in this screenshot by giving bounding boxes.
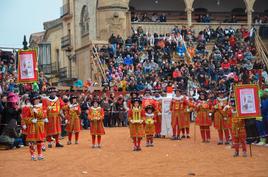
[39,62,58,75]
[61,35,71,49]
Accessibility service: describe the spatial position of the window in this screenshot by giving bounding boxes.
[80,5,89,36]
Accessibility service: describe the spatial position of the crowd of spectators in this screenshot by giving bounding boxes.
[101,25,268,95]
[1,24,268,149]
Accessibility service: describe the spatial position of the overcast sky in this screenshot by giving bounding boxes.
[0,0,62,48]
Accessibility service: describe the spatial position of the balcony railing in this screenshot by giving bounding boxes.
[131,22,266,34]
[59,67,67,79]
[39,62,58,75]
[61,35,71,49]
[60,3,70,17]
[58,67,78,81]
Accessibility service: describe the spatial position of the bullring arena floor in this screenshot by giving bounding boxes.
[0,124,268,177]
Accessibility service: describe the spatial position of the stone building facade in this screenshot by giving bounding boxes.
[31,0,266,85]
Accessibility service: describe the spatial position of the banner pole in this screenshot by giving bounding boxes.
[249,143,253,157]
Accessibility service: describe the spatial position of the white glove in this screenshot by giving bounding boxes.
[65,119,68,124]
[208,113,212,117]
[31,118,37,124]
[158,112,162,116]
[22,125,27,130]
[130,120,133,123]
[44,118,49,123]
[48,106,53,110]
[81,121,84,126]
[33,108,38,114]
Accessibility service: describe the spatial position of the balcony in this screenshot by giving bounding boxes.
[59,67,67,79]
[39,62,58,75]
[131,22,251,34]
[60,3,72,20]
[61,35,72,50]
[58,67,78,82]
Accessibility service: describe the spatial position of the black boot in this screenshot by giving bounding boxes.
[56,143,64,148]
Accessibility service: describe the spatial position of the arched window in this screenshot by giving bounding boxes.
[80,5,89,36]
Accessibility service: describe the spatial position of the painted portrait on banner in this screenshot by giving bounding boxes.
[17,50,38,83]
[234,84,261,119]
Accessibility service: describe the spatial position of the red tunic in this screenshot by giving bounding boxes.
[213,98,232,130]
[88,107,105,135]
[42,97,65,136]
[66,104,81,133]
[232,113,246,140]
[154,98,162,134]
[170,96,188,129]
[21,105,31,135]
[128,107,145,138]
[26,104,46,142]
[195,101,212,126]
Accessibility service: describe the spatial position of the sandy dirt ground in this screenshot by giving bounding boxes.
[0,124,268,177]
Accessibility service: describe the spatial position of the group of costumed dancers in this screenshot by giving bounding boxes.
[21,86,247,161]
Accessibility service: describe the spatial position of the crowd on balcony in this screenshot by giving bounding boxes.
[132,13,167,22]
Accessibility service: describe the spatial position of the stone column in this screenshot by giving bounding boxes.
[244,0,256,29]
[246,8,253,29]
[186,8,193,27]
[184,0,194,27]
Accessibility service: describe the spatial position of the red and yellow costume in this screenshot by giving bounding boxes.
[232,111,247,155]
[88,106,105,146]
[182,98,195,138]
[154,97,162,137]
[128,105,145,150]
[144,111,156,146]
[142,97,157,110]
[170,96,187,138]
[21,105,31,136]
[66,103,81,143]
[26,104,46,142]
[23,103,46,159]
[213,97,232,143]
[42,97,65,145]
[195,100,212,142]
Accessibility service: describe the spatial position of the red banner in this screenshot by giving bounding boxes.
[234,84,261,119]
[17,50,38,83]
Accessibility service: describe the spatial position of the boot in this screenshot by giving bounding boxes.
[38,155,44,160]
[171,136,177,140]
[242,151,247,157]
[31,155,37,161]
[48,143,52,148]
[67,141,71,145]
[217,140,223,145]
[75,141,78,144]
[233,151,239,157]
[181,135,186,139]
[56,143,64,148]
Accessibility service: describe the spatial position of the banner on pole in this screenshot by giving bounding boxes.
[17,50,38,83]
[234,84,261,119]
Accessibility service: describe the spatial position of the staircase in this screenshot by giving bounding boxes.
[89,40,108,84]
[255,32,268,69]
